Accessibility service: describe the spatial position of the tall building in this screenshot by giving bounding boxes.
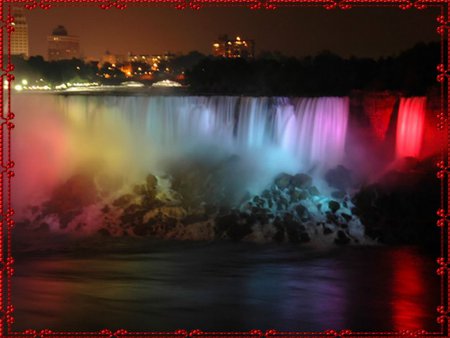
[47,25,80,61]
[11,6,29,57]
[212,35,255,59]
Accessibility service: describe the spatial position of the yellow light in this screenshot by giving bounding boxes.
[213,43,220,48]
[21,79,28,85]
[236,36,241,40]
[14,84,23,91]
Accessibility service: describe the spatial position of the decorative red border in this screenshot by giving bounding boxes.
[1,0,449,337]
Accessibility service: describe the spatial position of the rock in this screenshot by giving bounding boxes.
[133,224,149,237]
[328,200,340,213]
[299,232,311,243]
[227,223,253,241]
[289,190,300,203]
[331,190,346,199]
[133,184,147,196]
[204,204,218,216]
[45,174,97,215]
[215,213,239,236]
[34,222,49,233]
[272,217,285,242]
[183,214,210,225]
[285,220,306,244]
[298,191,308,200]
[274,173,293,190]
[341,213,352,222]
[323,226,333,235]
[112,194,133,208]
[75,223,85,231]
[120,204,144,227]
[30,206,40,215]
[143,209,160,224]
[308,186,320,196]
[146,174,158,191]
[97,228,111,237]
[291,173,312,189]
[325,165,353,191]
[287,229,301,243]
[239,191,252,205]
[262,189,272,199]
[177,221,215,241]
[334,230,351,245]
[101,205,110,213]
[160,206,187,219]
[253,196,265,208]
[326,212,339,225]
[295,204,307,218]
[279,196,288,209]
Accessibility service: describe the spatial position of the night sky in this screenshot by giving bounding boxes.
[24,6,441,60]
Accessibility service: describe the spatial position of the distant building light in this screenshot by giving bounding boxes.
[213,43,220,48]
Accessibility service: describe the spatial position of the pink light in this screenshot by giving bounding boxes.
[396,97,426,158]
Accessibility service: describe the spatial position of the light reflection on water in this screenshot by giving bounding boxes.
[11,238,439,332]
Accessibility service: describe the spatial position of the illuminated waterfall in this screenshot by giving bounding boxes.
[395,97,426,159]
[57,95,350,172]
[14,94,350,215]
[275,97,349,171]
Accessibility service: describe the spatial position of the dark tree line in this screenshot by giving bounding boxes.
[186,42,440,96]
[13,55,99,84]
[12,41,439,95]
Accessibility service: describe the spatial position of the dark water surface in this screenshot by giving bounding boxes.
[11,234,440,333]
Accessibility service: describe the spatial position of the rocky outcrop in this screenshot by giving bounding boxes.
[21,168,369,246]
[352,156,439,248]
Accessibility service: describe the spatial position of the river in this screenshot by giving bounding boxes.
[11,232,440,333]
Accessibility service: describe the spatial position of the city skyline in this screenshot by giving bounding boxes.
[22,6,440,60]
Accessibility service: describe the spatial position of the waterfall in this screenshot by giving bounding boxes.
[395,97,426,159]
[275,97,349,172]
[56,95,350,174]
[13,94,351,215]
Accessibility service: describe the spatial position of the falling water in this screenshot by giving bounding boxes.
[56,95,350,174]
[13,94,350,216]
[396,97,426,159]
